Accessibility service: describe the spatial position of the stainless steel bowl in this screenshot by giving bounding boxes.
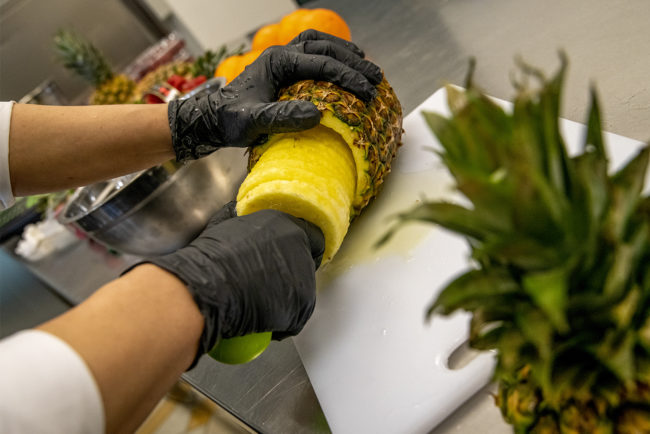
[59,149,247,256]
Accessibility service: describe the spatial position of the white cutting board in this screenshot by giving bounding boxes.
[293,86,649,434]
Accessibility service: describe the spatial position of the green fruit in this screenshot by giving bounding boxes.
[207,332,272,365]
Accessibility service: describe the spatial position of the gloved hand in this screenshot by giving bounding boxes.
[168,29,383,161]
[143,202,324,366]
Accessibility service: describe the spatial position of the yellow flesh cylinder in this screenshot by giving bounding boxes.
[236,125,356,262]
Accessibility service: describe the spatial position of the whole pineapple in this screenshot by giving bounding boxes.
[388,55,650,432]
[237,77,403,262]
[53,29,135,105]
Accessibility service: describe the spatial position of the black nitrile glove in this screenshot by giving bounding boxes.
[143,202,324,365]
[168,29,383,161]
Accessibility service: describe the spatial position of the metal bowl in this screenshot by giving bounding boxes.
[59,149,247,256]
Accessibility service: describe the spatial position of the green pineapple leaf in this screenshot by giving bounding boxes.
[603,223,649,300]
[593,329,636,384]
[522,266,569,333]
[389,54,650,431]
[428,268,520,316]
[604,146,650,243]
[584,86,607,158]
[191,43,244,78]
[381,201,507,247]
[53,29,114,87]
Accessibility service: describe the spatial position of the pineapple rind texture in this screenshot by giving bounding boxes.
[249,77,403,217]
[90,74,136,105]
[392,56,650,431]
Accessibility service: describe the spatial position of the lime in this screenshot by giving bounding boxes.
[207,332,272,364]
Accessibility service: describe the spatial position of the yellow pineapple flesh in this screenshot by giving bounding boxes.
[237,125,356,261]
[236,77,403,263]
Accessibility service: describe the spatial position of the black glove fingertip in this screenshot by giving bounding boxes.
[292,217,325,269]
[206,201,238,227]
[365,63,384,86]
[256,100,321,133]
[356,80,378,102]
[290,29,365,58]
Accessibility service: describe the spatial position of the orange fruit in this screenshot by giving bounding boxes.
[277,8,351,45]
[251,22,282,51]
[214,55,243,83]
[215,50,263,84]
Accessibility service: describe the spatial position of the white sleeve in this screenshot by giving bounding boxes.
[0,330,105,434]
[0,101,16,210]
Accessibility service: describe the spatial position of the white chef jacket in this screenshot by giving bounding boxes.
[0,330,104,433]
[0,101,105,433]
[0,101,15,210]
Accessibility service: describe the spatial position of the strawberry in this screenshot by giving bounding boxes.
[166,74,186,90]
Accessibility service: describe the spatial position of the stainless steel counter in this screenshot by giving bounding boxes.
[304,1,650,432]
[7,0,650,432]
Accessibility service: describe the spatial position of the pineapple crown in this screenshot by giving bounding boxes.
[53,29,114,87]
[191,44,244,78]
[385,54,650,410]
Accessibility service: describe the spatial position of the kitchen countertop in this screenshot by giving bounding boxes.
[6,0,650,432]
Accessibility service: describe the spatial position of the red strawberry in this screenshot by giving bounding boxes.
[166,74,186,90]
[145,94,164,104]
[181,75,207,92]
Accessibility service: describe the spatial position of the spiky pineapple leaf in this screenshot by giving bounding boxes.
[605,146,650,242]
[603,223,649,300]
[480,236,567,270]
[522,267,569,333]
[638,314,650,353]
[613,286,642,330]
[593,329,636,384]
[191,44,245,78]
[428,268,520,316]
[584,86,607,158]
[53,29,114,86]
[571,151,609,267]
[515,307,554,360]
[378,201,507,248]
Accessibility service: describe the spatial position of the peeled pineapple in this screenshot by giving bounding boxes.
[237,78,403,262]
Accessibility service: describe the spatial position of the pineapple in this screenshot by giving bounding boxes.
[211,77,402,364]
[236,78,403,262]
[53,29,135,104]
[387,55,650,432]
[130,60,193,102]
[190,45,244,79]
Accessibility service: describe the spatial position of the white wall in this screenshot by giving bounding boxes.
[164,0,296,50]
[0,0,156,102]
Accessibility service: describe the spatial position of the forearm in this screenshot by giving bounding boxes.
[38,264,203,433]
[9,104,174,196]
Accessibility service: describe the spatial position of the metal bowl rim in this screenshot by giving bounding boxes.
[58,160,191,230]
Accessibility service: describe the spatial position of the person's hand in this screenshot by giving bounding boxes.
[168,29,383,161]
[142,202,324,365]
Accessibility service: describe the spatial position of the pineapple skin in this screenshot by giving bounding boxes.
[90,74,136,105]
[249,77,403,217]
